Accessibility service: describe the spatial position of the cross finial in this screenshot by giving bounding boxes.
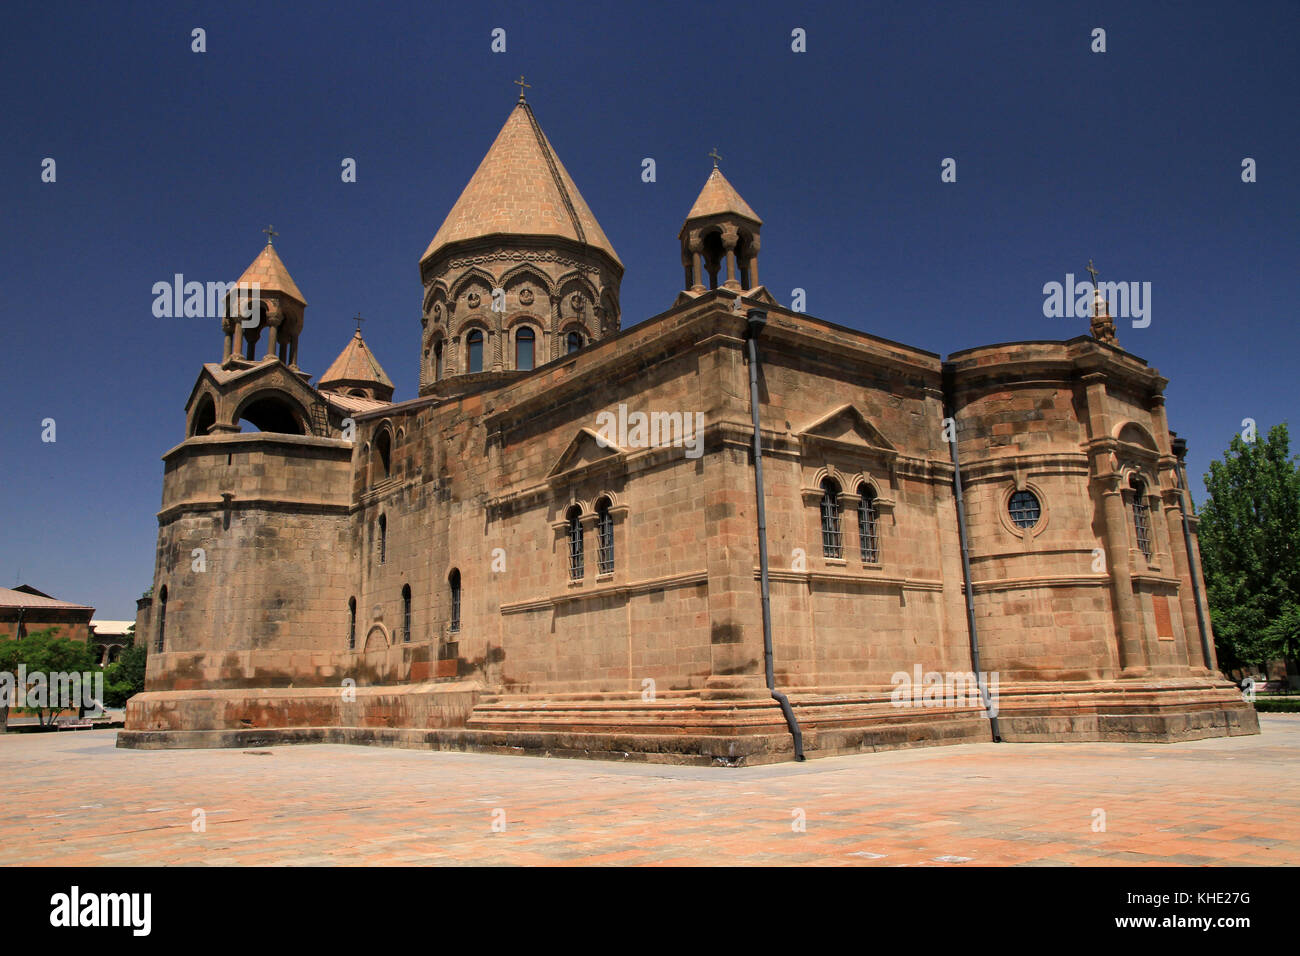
[708,147,722,168]
[514,74,530,101]
[1086,258,1100,289]
[353,312,364,333]
[262,224,278,246]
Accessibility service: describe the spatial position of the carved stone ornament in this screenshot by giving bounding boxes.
[519,288,535,305]
[467,292,481,309]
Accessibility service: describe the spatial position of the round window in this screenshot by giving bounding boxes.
[1008,489,1042,529]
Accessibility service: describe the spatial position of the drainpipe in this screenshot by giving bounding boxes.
[943,391,1002,741]
[1171,437,1213,670]
[745,309,805,760]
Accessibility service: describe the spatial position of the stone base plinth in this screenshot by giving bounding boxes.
[118,676,1258,766]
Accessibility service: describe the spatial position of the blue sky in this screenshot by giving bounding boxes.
[1,0,1296,618]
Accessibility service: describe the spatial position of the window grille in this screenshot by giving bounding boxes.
[1131,479,1153,559]
[567,507,585,580]
[820,479,842,559]
[1008,489,1042,529]
[858,487,879,563]
[597,499,614,574]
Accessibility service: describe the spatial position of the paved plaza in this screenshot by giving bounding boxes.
[2,716,1297,866]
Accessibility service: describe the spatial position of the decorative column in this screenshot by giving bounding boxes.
[1162,484,1200,670]
[1100,472,1148,675]
[264,305,281,361]
[748,235,761,289]
[722,225,740,290]
[550,294,562,360]
[1083,371,1147,676]
[689,234,704,292]
[221,317,233,363]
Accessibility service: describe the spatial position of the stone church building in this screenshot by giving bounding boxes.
[120,93,1256,763]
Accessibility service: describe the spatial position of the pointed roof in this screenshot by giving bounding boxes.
[236,241,307,305]
[318,330,394,390]
[421,102,621,267]
[685,167,762,224]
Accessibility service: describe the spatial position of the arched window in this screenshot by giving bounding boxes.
[191,395,216,437]
[237,395,304,435]
[566,331,583,354]
[857,484,879,563]
[1130,475,1153,560]
[1008,489,1042,529]
[596,497,614,574]
[448,569,461,632]
[402,584,412,643]
[516,327,535,371]
[347,597,356,649]
[155,586,168,653]
[820,478,842,558]
[566,505,585,580]
[467,329,484,373]
[378,514,387,563]
[434,340,443,381]
[373,428,392,482]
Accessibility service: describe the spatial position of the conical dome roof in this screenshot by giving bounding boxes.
[235,241,306,305]
[319,329,393,391]
[421,102,621,267]
[684,167,762,224]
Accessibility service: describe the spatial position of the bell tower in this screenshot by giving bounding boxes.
[679,153,763,295]
[221,226,307,369]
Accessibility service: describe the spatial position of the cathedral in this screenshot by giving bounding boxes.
[119,91,1257,764]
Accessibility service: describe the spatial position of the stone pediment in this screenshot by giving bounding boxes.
[798,405,896,454]
[548,428,625,479]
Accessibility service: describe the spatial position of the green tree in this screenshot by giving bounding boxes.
[1198,423,1300,676]
[0,628,102,727]
[103,642,148,707]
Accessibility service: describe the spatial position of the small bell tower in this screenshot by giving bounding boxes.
[679,151,763,295]
[222,226,308,368]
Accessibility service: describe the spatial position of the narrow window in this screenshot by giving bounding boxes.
[373,429,392,481]
[378,514,387,563]
[857,484,879,563]
[567,505,585,580]
[516,327,535,371]
[566,331,583,354]
[348,597,356,650]
[467,329,484,373]
[449,569,461,632]
[155,586,168,653]
[596,497,614,575]
[402,584,412,642]
[1131,476,1153,560]
[820,478,842,559]
[434,341,443,381]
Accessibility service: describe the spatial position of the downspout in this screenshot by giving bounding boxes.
[745,309,805,760]
[1171,436,1213,670]
[943,380,1002,742]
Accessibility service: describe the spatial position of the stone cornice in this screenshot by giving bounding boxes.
[760,568,944,591]
[162,431,352,463]
[157,497,351,525]
[968,573,1110,594]
[499,569,707,614]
